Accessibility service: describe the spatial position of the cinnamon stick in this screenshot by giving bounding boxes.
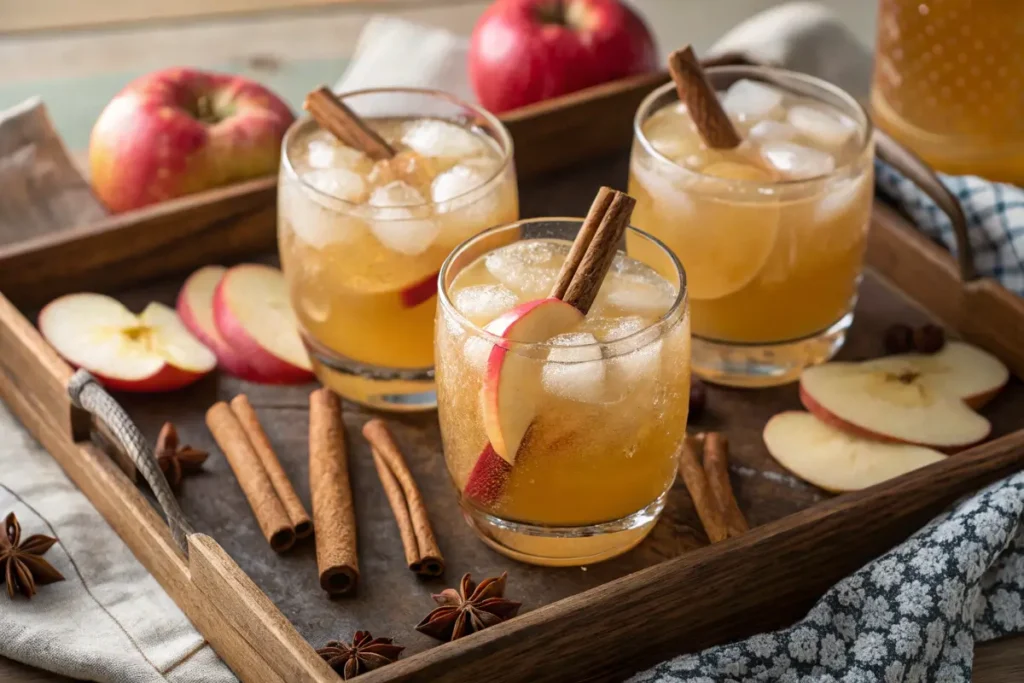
[229,395,313,539]
[303,86,395,160]
[549,186,613,301]
[205,403,296,552]
[678,435,729,543]
[557,187,636,314]
[362,419,444,577]
[668,45,741,150]
[308,388,359,596]
[702,432,748,538]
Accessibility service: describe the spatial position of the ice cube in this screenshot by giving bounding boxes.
[304,131,370,171]
[453,284,517,326]
[601,275,677,317]
[367,182,438,255]
[541,332,607,403]
[609,338,663,386]
[432,163,490,205]
[304,168,366,203]
[722,79,785,121]
[759,141,836,180]
[748,119,800,143]
[463,335,494,373]
[815,175,869,223]
[787,105,856,149]
[484,241,562,299]
[280,181,368,248]
[598,315,647,342]
[402,119,488,160]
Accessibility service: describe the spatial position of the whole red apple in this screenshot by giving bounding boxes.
[89,67,294,213]
[469,0,657,113]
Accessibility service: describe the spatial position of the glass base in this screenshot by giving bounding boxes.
[693,311,852,388]
[304,337,436,412]
[461,493,666,567]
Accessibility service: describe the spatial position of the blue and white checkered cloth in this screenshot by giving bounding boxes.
[875,161,1024,296]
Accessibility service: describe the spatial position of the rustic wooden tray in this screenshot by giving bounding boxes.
[3,81,1024,683]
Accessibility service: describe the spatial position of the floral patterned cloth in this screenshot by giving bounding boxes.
[628,472,1024,683]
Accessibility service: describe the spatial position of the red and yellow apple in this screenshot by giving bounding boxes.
[39,293,216,392]
[469,0,658,113]
[89,67,294,213]
[176,265,255,379]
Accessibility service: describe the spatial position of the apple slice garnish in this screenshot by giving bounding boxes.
[462,298,584,503]
[176,265,257,378]
[763,411,946,492]
[39,293,216,392]
[799,347,995,450]
[398,271,440,309]
[213,264,315,384]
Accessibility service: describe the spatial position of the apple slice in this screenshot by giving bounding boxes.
[763,411,945,492]
[860,341,1008,409]
[800,356,992,451]
[462,298,584,504]
[39,294,216,392]
[399,271,439,309]
[176,265,256,378]
[213,264,315,384]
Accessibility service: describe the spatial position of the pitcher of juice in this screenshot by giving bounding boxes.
[871,0,1024,184]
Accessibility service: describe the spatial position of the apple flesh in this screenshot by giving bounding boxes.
[213,264,315,384]
[176,265,256,378]
[799,345,998,450]
[463,297,584,503]
[763,411,946,493]
[469,0,658,113]
[39,294,216,392]
[89,67,294,213]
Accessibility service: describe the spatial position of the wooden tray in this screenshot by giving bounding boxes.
[3,82,1024,683]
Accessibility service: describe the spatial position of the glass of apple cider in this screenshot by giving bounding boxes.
[628,66,874,388]
[278,88,517,410]
[436,218,690,566]
[872,0,1024,184]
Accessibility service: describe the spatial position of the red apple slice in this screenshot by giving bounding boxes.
[860,341,1008,409]
[462,298,584,504]
[763,411,946,492]
[39,294,216,392]
[213,264,315,384]
[176,265,257,378]
[399,271,439,309]
[800,356,992,450]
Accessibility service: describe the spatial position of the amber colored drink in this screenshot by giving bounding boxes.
[436,220,690,566]
[628,67,874,387]
[872,0,1024,184]
[278,89,517,410]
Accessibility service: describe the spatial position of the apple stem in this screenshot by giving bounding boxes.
[537,0,566,25]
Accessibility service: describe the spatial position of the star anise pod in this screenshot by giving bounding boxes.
[316,631,404,679]
[155,422,208,490]
[1,512,65,599]
[415,572,521,642]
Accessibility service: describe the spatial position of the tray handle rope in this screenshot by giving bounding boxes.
[67,369,194,555]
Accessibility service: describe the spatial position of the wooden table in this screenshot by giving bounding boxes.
[2,1,1022,681]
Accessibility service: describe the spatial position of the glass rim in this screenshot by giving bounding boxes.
[280,86,515,212]
[437,217,688,357]
[633,65,874,187]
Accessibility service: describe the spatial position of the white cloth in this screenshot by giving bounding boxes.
[0,401,236,683]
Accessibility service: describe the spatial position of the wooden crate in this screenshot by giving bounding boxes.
[2,77,1024,683]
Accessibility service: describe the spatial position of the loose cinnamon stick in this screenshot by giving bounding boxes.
[303,86,395,160]
[362,419,444,577]
[205,402,296,552]
[678,435,729,543]
[668,46,741,150]
[308,388,359,596]
[558,187,636,314]
[702,432,748,538]
[229,395,313,539]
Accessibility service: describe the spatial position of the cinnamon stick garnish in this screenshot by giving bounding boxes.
[308,388,359,596]
[668,46,741,150]
[362,419,444,577]
[205,403,296,552]
[702,432,748,538]
[678,435,729,543]
[304,86,395,160]
[549,186,613,301]
[230,395,313,539]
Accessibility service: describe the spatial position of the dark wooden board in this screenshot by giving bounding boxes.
[54,152,1022,659]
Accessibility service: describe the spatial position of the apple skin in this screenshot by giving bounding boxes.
[89,67,294,213]
[469,0,658,113]
[399,271,440,309]
[463,443,513,506]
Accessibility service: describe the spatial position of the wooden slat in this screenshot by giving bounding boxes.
[358,430,1024,683]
